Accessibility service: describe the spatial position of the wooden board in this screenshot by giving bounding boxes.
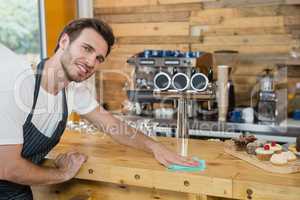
[159,0,216,4]
[98,11,190,23]
[94,0,157,8]
[110,22,190,37]
[224,141,300,174]
[191,6,300,22]
[116,36,202,44]
[94,3,203,15]
[203,0,299,9]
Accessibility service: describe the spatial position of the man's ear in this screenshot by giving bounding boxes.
[59,33,70,51]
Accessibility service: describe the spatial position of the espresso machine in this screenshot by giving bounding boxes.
[126,50,215,117]
[126,50,216,156]
[257,69,277,123]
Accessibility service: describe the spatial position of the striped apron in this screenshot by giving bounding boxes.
[0,59,68,199]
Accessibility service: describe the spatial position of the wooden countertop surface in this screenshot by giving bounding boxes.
[45,131,300,200]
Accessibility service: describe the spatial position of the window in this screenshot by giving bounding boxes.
[0,0,42,66]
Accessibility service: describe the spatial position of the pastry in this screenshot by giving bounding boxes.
[282,151,297,162]
[266,141,282,154]
[255,144,274,161]
[232,135,257,151]
[254,140,265,148]
[270,153,288,166]
[288,144,297,153]
[246,142,258,155]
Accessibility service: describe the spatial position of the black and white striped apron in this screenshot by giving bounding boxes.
[0,59,68,200]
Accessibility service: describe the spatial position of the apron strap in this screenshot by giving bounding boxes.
[31,59,45,112]
[62,87,68,119]
[27,59,67,121]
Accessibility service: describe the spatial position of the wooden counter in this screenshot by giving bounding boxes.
[33,131,300,200]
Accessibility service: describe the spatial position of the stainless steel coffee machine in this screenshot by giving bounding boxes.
[126,50,215,118]
[257,69,277,123]
[126,50,216,156]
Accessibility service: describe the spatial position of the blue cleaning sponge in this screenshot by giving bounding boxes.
[168,158,206,172]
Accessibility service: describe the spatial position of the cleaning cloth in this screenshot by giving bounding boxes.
[168,157,206,172]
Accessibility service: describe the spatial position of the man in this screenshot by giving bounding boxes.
[0,18,197,199]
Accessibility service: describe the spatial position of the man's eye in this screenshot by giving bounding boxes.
[98,58,104,63]
[97,56,105,63]
[83,46,92,53]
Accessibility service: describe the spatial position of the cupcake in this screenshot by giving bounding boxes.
[255,144,274,161]
[282,151,297,162]
[267,141,282,154]
[270,153,288,166]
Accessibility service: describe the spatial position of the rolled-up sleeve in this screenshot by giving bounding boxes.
[0,91,24,144]
[69,82,99,115]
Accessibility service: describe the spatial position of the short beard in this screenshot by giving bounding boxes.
[61,61,78,82]
[60,47,94,83]
[60,48,80,82]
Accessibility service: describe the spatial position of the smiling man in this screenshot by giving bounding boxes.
[0,18,198,199]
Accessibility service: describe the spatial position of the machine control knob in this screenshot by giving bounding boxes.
[154,72,171,91]
[172,73,190,91]
[190,73,209,92]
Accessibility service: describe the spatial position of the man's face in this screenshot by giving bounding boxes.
[59,28,108,82]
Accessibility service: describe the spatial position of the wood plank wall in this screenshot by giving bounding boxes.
[93,0,300,111]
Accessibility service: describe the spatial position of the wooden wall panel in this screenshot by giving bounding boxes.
[95,3,203,15]
[94,0,157,8]
[203,0,298,9]
[93,0,300,110]
[98,12,190,23]
[159,0,216,4]
[110,22,190,37]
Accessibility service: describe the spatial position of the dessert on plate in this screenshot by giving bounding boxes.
[232,135,257,151]
[270,153,288,166]
[246,142,258,155]
[246,140,264,155]
[266,141,282,154]
[282,151,297,162]
[255,144,274,161]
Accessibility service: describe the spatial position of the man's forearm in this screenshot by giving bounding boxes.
[109,120,158,153]
[84,107,158,153]
[84,107,198,168]
[3,158,66,186]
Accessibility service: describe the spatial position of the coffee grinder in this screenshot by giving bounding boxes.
[214,50,238,121]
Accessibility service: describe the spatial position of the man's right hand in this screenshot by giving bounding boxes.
[54,151,87,181]
[0,145,88,185]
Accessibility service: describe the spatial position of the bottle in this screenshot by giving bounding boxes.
[289,83,300,119]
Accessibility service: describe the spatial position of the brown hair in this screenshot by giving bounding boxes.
[54,18,115,56]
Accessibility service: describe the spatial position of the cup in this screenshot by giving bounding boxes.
[242,107,254,123]
[230,109,242,123]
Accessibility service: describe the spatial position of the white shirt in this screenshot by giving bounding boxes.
[0,43,98,144]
